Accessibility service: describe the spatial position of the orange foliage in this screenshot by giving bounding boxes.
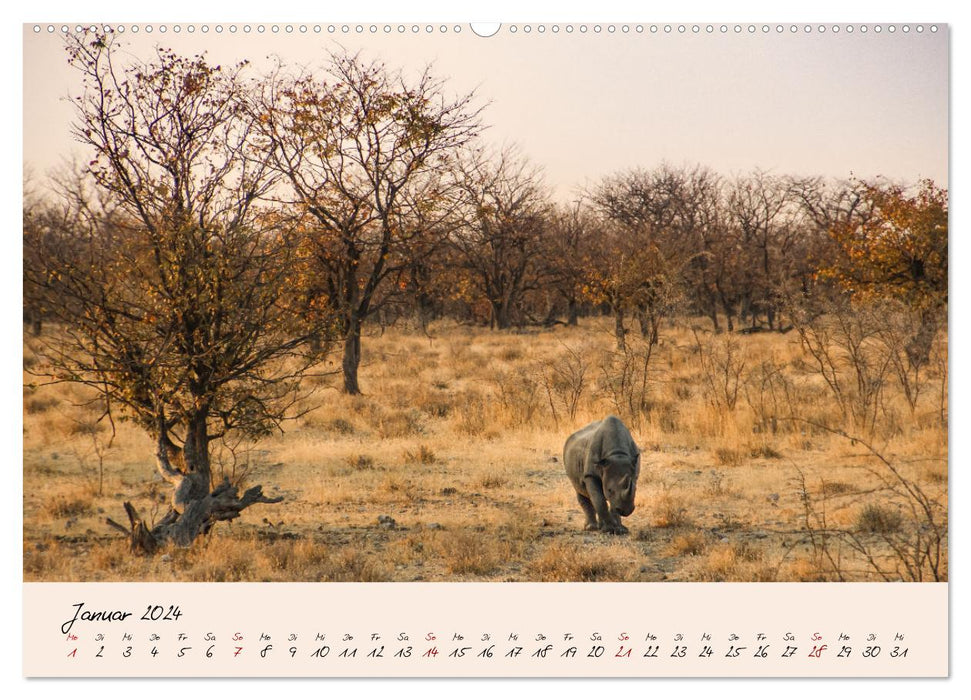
[821,179,947,310]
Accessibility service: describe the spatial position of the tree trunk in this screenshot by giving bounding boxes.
[106,422,282,554]
[176,411,212,507]
[567,297,579,326]
[719,296,736,332]
[907,307,943,369]
[636,305,651,339]
[107,480,283,554]
[309,332,327,355]
[342,314,363,395]
[492,299,512,330]
[415,292,433,333]
[614,307,627,352]
[704,286,720,333]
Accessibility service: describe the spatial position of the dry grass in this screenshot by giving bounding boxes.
[665,532,708,557]
[695,542,771,582]
[23,317,947,582]
[527,542,631,582]
[648,490,694,529]
[403,444,437,465]
[42,491,93,519]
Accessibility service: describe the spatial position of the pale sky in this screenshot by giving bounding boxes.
[22,24,948,199]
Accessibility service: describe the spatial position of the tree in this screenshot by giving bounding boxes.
[588,165,694,349]
[452,146,553,330]
[256,51,481,393]
[667,166,726,331]
[725,171,806,331]
[26,33,329,553]
[546,201,597,326]
[821,179,947,308]
[819,178,947,366]
[22,172,78,337]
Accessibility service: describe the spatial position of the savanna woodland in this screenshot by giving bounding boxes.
[23,33,947,582]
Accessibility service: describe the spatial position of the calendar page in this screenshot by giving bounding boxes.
[20,14,949,681]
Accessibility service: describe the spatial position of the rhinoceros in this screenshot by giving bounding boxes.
[564,415,641,534]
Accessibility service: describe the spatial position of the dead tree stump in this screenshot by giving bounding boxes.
[106,477,283,555]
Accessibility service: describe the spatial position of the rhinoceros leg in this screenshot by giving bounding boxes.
[583,475,628,535]
[607,516,629,535]
[576,493,598,531]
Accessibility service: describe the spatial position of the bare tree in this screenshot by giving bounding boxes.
[676,166,727,331]
[255,51,482,393]
[726,171,805,331]
[546,201,598,326]
[452,146,553,330]
[588,164,692,349]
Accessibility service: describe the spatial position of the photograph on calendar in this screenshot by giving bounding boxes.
[22,23,947,585]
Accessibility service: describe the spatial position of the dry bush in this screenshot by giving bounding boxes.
[86,540,128,572]
[647,401,680,434]
[377,475,422,502]
[24,539,70,578]
[743,359,794,435]
[24,394,60,414]
[597,335,661,426]
[345,454,377,470]
[698,542,764,582]
[493,366,544,427]
[527,542,628,582]
[791,300,894,437]
[209,439,259,491]
[749,443,782,459]
[42,491,93,519]
[262,537,332,574]
[693,330,746,410]
[704,471,730,497]
[324,548,392,582]
[778,555,831,582]
[328,418,358,435]
[403,444,437,465]
[665,532,708,557]
[795,434,947,582]
[433,530,506,576]
[648,490,693,528]
[819,480,854,496]
[714,447,743,467]
[477,473,507,489]
[672,377,692,400]
[929,333,948,429]
[151,536,394,582]
[455,391,487,436]
[855,504,905,534]
[386,532,428,568]
[873,302,945,415]
[375,409,425,438]
[188,544,256,582]
[498,345,524,362]
[539,344,590,425]
[415,392,454,419]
